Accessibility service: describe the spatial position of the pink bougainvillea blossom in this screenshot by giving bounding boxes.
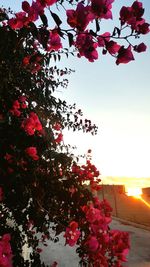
[36,0,57,8]
[47,30,62,52]
[106,40,121,55]
[22,56,31,66]
[22,1,31,13]
[119,1,150,34]
[137,22,150,34]
[109,230,130,263]
[10,97,27,117]
[10,100,21,117]
[55,132,63,143]
[25,147,39,160]
[75,32,98,62]
[64,221,81,247]
[116,46,134,65]
[8,12,27,30]
[85,235,99,251]
[66,3,94,31]
[87,206,101,223]
[134,42,147,53]
[90,0,114,19]
[21,112,42,135]
[97,32,110,47]
[53,123,61,131]
[0,234,12,267]
[19,96,28,109]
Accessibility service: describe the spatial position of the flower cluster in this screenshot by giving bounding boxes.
[47,30,62,52]
[120,1,149,34]
[21,112,43,136]
[109,230,130,264]
[0,234,12,267]
[66,3,94,32]
[75,32,98,62]
[80,197,129,266]
[25,146,39,160]
[64,221,81,247]
[9,96,27,117]
[67,0,114,31]
[72,160,101,192]
[22,53,42,73]
[6,0,149,65]
[8,0,57,30]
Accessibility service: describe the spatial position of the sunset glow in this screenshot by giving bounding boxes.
[125,187,150,208]
[126,187,142,197]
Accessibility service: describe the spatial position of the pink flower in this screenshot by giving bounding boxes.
[55,133,63,143]
[29,1,44,20]
[75,32,98,62]
[25,147,39,160]
[10,100,21,117]
[37,0,57,7]
[53,123,61,131]
[0,234,12,267]
[110,230,130,262]
[22,1,31,13]
[116,46,134,65]
[85,235,99,251]
[19,96,27,103]
[97,32,110,47]
[119,1,150,34]
[47,31,62,52]
[119,6,133,26]
[66,3,93,31]
[91,0,114,19]
[106,40,121,54]
[19,96,28,109]
[137,22,150,34]
[8,12,27,30]
[84,205,102,224]
[134,42,147,53]
[64,221,81,247]
[22,56,31,65]
[21,112,42,135]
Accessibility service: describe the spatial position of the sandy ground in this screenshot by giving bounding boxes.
[39,219,150,267]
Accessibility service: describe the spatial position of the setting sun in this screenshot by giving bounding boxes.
[126,187,142,197]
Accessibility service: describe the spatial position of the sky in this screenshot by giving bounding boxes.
[1,0,150,187]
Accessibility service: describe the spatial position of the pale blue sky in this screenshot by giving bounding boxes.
[1,0,150,186]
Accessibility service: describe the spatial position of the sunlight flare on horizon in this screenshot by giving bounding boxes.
[126,187,142,197]
[125,187,150,208]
